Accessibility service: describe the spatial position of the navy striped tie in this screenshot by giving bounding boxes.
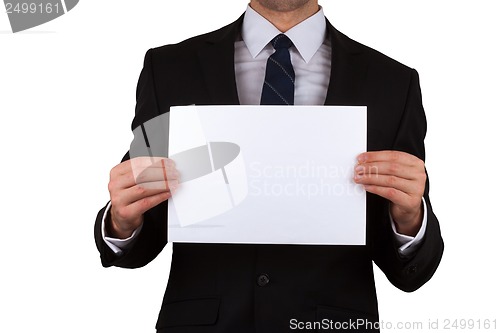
[260,34,295,105]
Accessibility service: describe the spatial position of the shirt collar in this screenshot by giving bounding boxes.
[241,5,327,63]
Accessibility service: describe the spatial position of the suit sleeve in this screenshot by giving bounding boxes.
[372,69,444,292]
[94,49,169,268]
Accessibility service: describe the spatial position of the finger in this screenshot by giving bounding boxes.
[113,157,172,176]
[118,181,178,206]
[116,191,172,221]
[354,173,420,196]
[354,161,423,181]
[110,157,176,190]
[132,158,179,184]
[109,170,138,193]
[358,151,424,167]
[138,179,179,192]
[135,164,180,184]
[363,184,412,208]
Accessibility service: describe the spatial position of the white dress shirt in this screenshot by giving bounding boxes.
[235,5,331,105]
[103,5,427,256]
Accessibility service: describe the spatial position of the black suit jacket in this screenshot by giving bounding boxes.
[95,15,444,333]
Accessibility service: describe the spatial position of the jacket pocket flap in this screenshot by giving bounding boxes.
[156,297,220,328]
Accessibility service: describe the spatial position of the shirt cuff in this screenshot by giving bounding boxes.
[101,202,143,255]
[390,197,428,256]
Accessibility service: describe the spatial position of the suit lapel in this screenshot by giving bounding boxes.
[324,20,369,106]
[197,15,243,105]
[196,16,369,106]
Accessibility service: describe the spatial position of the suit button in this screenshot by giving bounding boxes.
[407,265,418,275]
[257,274,270,287]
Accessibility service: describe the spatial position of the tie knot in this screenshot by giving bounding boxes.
[271,34,293,50]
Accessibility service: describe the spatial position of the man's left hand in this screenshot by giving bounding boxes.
[354,151,426,236]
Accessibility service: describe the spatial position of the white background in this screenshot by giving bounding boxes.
[1,1,498,332]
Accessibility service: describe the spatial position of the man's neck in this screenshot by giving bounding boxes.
[249,1,320,32]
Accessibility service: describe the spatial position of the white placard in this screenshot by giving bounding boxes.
[168,105,366,245]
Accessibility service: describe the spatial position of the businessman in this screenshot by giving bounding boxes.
[95,1,444,332]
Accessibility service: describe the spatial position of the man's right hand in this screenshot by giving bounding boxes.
[106,157,179,239]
